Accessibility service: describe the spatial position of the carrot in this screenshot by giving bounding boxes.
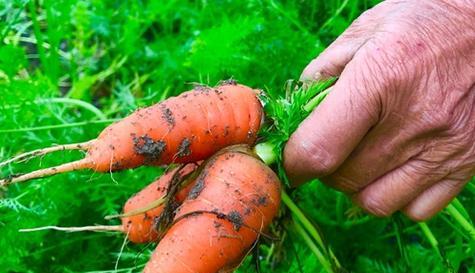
[20,163,200,244]
[0,82,263,185]
[121,163,199,243]
[143,146,281,273]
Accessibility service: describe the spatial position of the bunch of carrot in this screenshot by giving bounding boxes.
[3,82,282,273]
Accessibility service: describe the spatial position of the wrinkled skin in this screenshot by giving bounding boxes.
[284,0,475,221]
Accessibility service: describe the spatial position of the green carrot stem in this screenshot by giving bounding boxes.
[293,217,334,273]
[451,198,472,221]
[303,87,331,112]
[254,141,277,165]
[282,191,341,268]
[445,204,475,242]
[282,191,324,248]
[466,182,475,195]
[418,222,441,258]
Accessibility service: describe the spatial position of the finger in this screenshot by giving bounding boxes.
[321,114,426,193]
[352,158,448,217]
[402,178,467,221]
[299,4,390,82]
[284,57,381,186]
[300,41,366,82]
[300,0,401,83]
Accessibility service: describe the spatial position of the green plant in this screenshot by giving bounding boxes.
[1,0,474,272]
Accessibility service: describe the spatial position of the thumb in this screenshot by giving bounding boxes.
[284,58,381,186]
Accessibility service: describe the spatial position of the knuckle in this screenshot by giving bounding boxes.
[421,108,453,131]
[359,37,420,90]
[361,40,404,80]
[358,194,392,217]
[347,5,381,31]
[291,133,339,176]
[325,174,360,194]
[410,152,452,180]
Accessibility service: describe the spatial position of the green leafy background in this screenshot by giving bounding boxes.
[1,0,474,272]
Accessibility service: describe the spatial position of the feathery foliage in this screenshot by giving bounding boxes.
[1,0,474,272]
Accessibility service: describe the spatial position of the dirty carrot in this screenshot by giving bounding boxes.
[143,145,281,273]
[120,163,199,243]
[0,82,263,185]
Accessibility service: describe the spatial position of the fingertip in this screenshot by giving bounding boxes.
[299,42,362,83]
[300,59,324,82]
[283,140,313,187]
[402,207,434,222]
[402,178,466,222]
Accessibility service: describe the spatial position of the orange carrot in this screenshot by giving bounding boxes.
[122,163,199,243]
[0,82,263,185]
[143,146,281,273]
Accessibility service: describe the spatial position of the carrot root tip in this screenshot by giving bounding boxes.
[0,140,94,168]
[0,158,93,186]
[19,225,123,233]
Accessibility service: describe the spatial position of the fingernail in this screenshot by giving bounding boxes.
[313,71,323,80]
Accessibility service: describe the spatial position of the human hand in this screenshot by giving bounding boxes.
[284,0,475,220]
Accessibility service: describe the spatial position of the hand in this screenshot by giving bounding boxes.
[284,0,475,221]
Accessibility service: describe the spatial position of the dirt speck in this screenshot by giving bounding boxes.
[227,210,243,231]
[143,213,151,220]
[214,88,223,95]
[133,134,166,161]
[213,221,222,228]
[177,138,191,157]
[160,105,175,128]
[194,84,211,92]
[187,175,205,200]
[153,199,180,232]
[244,207,252,215]
[112,161,122,170]
[220,79,237,85]
[215,211,226,219]
[257,196,268,206]
[223,126,230,136]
